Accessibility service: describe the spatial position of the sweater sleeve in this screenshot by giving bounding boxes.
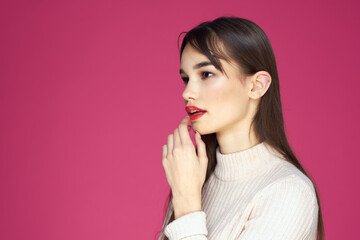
[236,175,319,240]
[164,211,208,240]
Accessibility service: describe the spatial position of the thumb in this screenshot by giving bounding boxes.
[195,131,208,165]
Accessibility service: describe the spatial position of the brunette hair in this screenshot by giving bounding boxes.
[156,16,324,240]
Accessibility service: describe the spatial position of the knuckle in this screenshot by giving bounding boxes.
[172,147,181,155]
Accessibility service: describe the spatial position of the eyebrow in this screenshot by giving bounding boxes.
[179,61,213,74]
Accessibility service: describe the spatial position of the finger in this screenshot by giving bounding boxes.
[167,134,173,158]
[173,128,181,148]
[195,131,208,165]
[180,115,190,125]
[179,116,192,145]
[162,144,167,160]
[187,125,191,131]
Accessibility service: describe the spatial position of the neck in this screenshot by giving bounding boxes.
[216,119,260,155]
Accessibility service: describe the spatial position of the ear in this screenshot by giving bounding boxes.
[248,71,271,99]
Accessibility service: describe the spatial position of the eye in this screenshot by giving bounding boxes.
[201,71,214,79]
[181,77,189,84]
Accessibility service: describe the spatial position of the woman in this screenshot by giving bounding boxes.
[158,16,324,240]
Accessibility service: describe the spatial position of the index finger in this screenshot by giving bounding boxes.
[178,116,192,145]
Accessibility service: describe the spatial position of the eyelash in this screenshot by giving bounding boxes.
[181,71,214,84]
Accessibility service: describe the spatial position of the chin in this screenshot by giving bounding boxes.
[193,128,212,136]
[191,121,213,135]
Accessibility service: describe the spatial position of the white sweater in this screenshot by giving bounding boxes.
[162,141,318,240]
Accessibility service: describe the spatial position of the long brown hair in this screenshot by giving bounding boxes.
[156,16,324,240]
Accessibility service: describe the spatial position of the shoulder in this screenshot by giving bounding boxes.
[238,162,319,239]
[260,145,317,201]
[262,173,317,203]
[252,149,318,209]
[253,163,319,218]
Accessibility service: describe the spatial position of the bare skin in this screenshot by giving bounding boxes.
[162,116,207,219]
[162,44,272,219]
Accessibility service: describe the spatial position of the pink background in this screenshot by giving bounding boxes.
[1,0,359,239]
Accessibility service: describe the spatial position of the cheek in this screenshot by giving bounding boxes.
[206,81,226,106]
[207,80,248,116]
[206,81,235,112]
[207,76,230,98]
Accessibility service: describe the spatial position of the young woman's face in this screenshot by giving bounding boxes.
[180,44,253,135]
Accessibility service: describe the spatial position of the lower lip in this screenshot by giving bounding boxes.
[189,112,207,120]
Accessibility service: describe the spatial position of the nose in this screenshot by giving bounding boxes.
[182,80,198,103]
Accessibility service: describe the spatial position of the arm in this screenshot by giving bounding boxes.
[164,176,318,240]
[164,195,208,240]
[164,211,208,240]
[162,116,209,240]
[236,175,319,240]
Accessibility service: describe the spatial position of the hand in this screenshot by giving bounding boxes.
[162,115,208,200]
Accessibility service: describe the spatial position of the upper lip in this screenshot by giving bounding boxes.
[185,105,207,113]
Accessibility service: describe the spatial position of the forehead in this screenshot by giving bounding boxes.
[180,44,242,78]
[180,44,209,66]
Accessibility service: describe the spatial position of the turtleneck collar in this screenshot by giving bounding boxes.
[214,141,281,181]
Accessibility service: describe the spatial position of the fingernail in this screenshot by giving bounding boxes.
[196,131,201,139]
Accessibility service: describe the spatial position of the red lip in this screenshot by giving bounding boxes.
[185,105,207,121]
[185,105,207,113]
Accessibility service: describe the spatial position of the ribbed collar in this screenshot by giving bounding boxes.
[214,141,280,181]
